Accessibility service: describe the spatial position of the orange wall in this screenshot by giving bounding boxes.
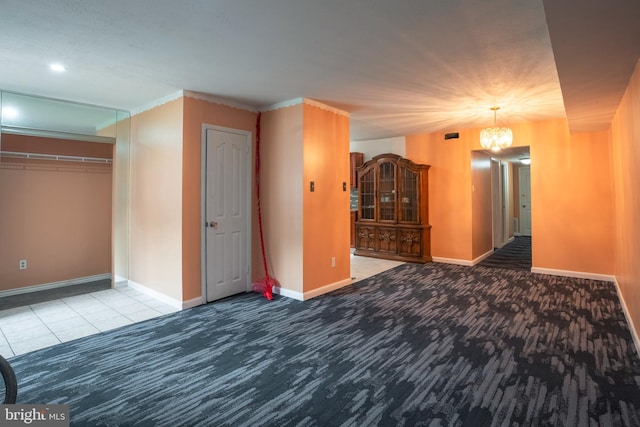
[134,97,350,301]
[302,103,350,292]
[406,131,474,260]
[532,126,613,273]
[407,119,614,275]
[129,95,258,303]
[610,59,640,334]
[0,134,112,290]
[471,151,492,259]
[260,105,305,294]
[130,98,184,300]
[182,96,258,301]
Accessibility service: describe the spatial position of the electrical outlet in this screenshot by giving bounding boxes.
[331,257,336,268]
[19,259,27,270]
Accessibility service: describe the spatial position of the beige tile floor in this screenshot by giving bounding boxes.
[0,286,179,358]
[349,251,405,283]
[0,254,402,358]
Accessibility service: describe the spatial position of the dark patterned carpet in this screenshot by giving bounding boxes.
[8,263,640,426]
[478,236,532,271]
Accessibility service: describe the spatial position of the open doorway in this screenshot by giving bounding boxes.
[0,132,113,296]
[479,146,532,271]
[0,92,129,296]
[0,91,129,303]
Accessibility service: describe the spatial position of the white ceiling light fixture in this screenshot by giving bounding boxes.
[480,107,513,152]
[50,63,67,73]
[520,158,531,165]
[1,106,19,121]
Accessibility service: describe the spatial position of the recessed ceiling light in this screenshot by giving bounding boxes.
[50,63,66,72]
[520,158,531,165]
[1,106,19,120]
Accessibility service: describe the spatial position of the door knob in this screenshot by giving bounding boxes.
[206,221,218,229]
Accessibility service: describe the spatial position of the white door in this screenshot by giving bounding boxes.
[519,167,532,236]
[204,126,251,302]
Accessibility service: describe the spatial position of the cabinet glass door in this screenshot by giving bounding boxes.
[379,161,396,221]
[359,168,375,220]
[399,166,418,223]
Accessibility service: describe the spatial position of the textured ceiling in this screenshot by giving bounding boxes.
[0,1,638,141]
[542,0,640,133]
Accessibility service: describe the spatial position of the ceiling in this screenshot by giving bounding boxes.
[1,0,638,141]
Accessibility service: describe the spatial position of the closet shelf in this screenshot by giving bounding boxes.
[0,151,112,164]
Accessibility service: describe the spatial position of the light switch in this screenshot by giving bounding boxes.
[310,181,315,192]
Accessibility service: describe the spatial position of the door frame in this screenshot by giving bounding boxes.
[490,159,502,249]
[200,123,253,302]
[491,158,512,250]
[501,162,509,243]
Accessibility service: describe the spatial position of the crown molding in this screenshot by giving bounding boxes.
[302,98,349,117]
[130,90,184,117]
[260,97,349,117]
[130,92,349,118]
[260,97,305,112]
[183,90,258,112]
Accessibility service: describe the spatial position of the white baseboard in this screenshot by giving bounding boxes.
[472,250,495,265]
[302,278,353,301]
[432,250,493,267]
[613,277,640,358]
[273,286,304,301]
[126,280,204,310]
[530,267,615,282]
[432,257,474,266]
[0,273,111,298]
[182,296,205,310]
[113,275,128,285]
[273,277,353,301]
[114,280,128,289]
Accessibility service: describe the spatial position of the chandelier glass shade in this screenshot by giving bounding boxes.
[480,107,512,152]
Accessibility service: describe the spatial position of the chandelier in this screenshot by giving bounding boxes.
[480,107,512,152]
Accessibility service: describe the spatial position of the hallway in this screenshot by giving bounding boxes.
[478,236,532,271]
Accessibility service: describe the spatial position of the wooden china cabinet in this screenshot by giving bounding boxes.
[354,153,431,263]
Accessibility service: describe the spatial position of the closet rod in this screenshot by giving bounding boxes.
[0,151,112,164]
